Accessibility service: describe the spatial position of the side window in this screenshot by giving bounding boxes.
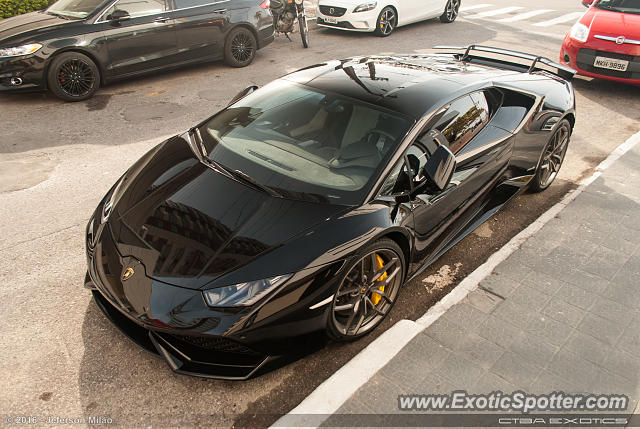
[105,0,167,18]
[378,142,430,197]
[405,143,429,182]
[174,0,213,8]
[433,93,490,154]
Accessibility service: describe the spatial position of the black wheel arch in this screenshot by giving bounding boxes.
[44,48,106,89]
[562,112,576,133]
[382,5,399,24]
[378,229,411,281]
[387,5,398,19]
[226,23,261,49]
[339,228,411,284]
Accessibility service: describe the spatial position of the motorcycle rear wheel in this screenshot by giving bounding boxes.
[299,15,309,48]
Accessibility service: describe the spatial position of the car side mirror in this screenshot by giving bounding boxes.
[228,85,258,106]
[421,144,456,194]
[108,9,130,21]
[581,0,594,7]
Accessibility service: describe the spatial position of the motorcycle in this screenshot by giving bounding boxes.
[269,0,309,48]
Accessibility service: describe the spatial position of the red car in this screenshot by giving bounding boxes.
[560,0,640,85]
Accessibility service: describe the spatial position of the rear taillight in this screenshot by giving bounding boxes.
[260,0,270,8]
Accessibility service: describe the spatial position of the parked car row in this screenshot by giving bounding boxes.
[0,0,274,100]
[0,0,463,100]
[1,0,639,101]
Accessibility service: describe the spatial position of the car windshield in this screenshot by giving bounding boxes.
[198,80,413,205]
[595,0,640,14]
[47,0,106,18]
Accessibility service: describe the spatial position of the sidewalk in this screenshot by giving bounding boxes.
[277,135,640,428]
[333,141,640,423]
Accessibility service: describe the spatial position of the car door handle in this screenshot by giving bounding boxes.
[213,8,227,13]
[154,16,170,23]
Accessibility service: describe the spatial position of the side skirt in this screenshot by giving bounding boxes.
[406,181,525,283]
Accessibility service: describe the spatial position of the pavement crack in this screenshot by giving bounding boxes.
[478,285,506,301]
[0,223,83,252]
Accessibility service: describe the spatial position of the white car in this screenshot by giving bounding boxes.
[316,0,459,36]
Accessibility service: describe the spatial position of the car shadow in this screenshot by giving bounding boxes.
[0,59,231,107]
[76,295,329,426]
[571,76,640,122]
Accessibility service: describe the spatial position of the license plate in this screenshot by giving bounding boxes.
[324,17,337,23]
[593,56,629,72]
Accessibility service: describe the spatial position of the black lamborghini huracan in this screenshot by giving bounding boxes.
[85,46,577,379]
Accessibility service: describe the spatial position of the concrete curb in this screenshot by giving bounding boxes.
[271,130,640,429]
[274,320,423,428]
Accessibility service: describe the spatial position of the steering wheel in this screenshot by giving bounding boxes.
[364,129,397,147]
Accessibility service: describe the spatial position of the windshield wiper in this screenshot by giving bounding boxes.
[190,127,283,198]
[228,168,284,198]
[596,4,621,11]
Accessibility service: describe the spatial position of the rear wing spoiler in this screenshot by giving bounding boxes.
[433,45,576,80]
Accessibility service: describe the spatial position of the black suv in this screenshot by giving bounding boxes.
[0,0,274,100]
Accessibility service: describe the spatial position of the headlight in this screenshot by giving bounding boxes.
[569,22,589,43]
[353,1,376,12]
[0,43,42,58]
[202,274,292,307]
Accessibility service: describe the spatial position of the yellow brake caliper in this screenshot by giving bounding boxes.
[371,254,387,305]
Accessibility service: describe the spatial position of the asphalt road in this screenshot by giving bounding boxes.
[1,0,639,427]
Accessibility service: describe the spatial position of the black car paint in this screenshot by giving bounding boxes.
[0,0,274,92]
[85,55,576,379]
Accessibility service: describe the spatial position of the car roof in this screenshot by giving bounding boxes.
[281,54,521,119]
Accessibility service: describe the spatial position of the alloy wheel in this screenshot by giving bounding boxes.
[231,32,255,63]
[539,124,569,187]
[331,248,402,337]
[56,58,96,98]
[446,0,460,21]
[379,9,396,36]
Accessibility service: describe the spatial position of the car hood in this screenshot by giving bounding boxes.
[104,135,350,290]
[583,8,640,40]
[0,12,70,44]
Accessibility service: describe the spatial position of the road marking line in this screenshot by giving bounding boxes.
[465,6,525,19]
[271,129,640,429]
[497,9,554,22]
[459,3,492,12]
[533,11,583,27]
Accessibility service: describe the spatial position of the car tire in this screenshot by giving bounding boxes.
[373,6,397,37]
[47,52,100,102]
[327,238,405,341]
[439,0,460,23]
[224,27,257,68]
[529,119,572,193]
[299,15,309,48]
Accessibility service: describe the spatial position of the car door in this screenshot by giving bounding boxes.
[405,92,513,267]
[99,0,178,77]
[396,0,439,24]
[395,0,422,24]
[171,0,230,62]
